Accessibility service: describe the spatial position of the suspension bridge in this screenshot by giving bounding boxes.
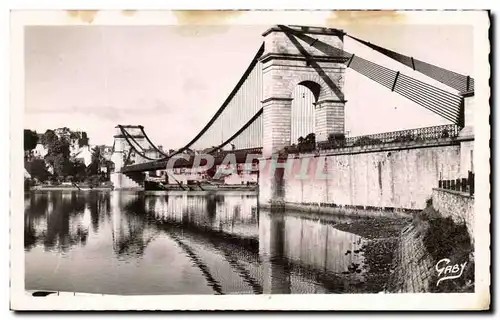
[109,25,475,210]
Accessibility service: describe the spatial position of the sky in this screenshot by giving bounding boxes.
[24,22,473,149]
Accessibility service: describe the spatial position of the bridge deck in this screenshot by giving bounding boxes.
[121,148,262,173]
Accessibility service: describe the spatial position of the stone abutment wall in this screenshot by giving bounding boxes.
[259,140,462,214]
[432,188,474,241]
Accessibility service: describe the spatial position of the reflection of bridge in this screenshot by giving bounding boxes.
[112,193,368,294]
[109,24,474,217]
[25,191,379,294]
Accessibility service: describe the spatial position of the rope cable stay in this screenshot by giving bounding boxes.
[277,25,465,126]
[345,33,474,93]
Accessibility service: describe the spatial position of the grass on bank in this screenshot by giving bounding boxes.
[417,198,474,293]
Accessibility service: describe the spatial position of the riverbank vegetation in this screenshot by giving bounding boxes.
[24,128,112,189]
[419,199,474,293]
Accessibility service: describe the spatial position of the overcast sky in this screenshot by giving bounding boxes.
[25,23,473,148]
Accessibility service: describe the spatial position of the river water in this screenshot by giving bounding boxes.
[25,190,371,295]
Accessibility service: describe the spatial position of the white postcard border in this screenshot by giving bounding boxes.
[10,10,491,311]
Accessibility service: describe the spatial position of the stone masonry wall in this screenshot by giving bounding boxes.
[111,172,143,190]
[432,188,474,240]
[262,98,293,155]
[386,221,435,292]
[262,144,461,211]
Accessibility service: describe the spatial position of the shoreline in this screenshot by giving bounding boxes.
[28,185,258,192]
[333,216,411,293]
[260,202,416,219]
[30,186,114,191]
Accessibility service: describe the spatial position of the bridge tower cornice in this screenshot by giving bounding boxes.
[262,25,345,38]
[259,53,347,65]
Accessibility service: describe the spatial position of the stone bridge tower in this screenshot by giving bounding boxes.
[110,125,148,190]
[260,25,347,156]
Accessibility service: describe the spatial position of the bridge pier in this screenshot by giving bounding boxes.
[110,172,145,191]
[110,125,146,190]
[258,164,287,206]
[259,208,291,294]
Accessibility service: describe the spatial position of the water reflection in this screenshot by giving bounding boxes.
[24,191,96,252]
[25,190,369,295]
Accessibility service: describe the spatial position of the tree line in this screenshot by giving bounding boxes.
[24,128,112,187]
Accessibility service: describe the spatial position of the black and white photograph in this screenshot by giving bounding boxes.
[10,9,491,311]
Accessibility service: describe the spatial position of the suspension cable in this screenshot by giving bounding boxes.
[277,25,464,125]
[169,42,265,158]
[207,108,263,154]
[138,126,169,157]
[121,126,147,153]
[118,125,163,162]
[346,33,474,93]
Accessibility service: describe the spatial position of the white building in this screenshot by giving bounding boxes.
[32,143,48,159]
[31,135,114,169]
[72,145,93,166]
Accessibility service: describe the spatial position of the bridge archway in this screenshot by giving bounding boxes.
[290,81,318,146]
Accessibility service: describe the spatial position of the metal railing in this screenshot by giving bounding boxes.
[314,124,460,151]
[438,171,475,196]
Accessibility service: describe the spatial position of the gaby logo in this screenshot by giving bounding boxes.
[435,258,467,287]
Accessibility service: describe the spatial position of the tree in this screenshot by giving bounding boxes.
[70,161,87,182]
[25,158,50,182]
[297,133,316,152]
[56,127,71,143]
[78,132,89,147]
[24,177,34,190]
[45,153,72,178]
[70,131,89,148]
[328,133,345,143]
[24,129,39,152]
[353,136,383,147]
[304,133,316,146]
[325,132,346,149]
[87,175,101,188]
[24,129,39,161]
[101,159,113,180]
[40,129,57,148]
[43,132,71,179]
[88,146,104,176]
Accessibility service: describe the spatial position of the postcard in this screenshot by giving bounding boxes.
[10,9,490,311]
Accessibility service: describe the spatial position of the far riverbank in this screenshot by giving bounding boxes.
[29,185,113,191]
